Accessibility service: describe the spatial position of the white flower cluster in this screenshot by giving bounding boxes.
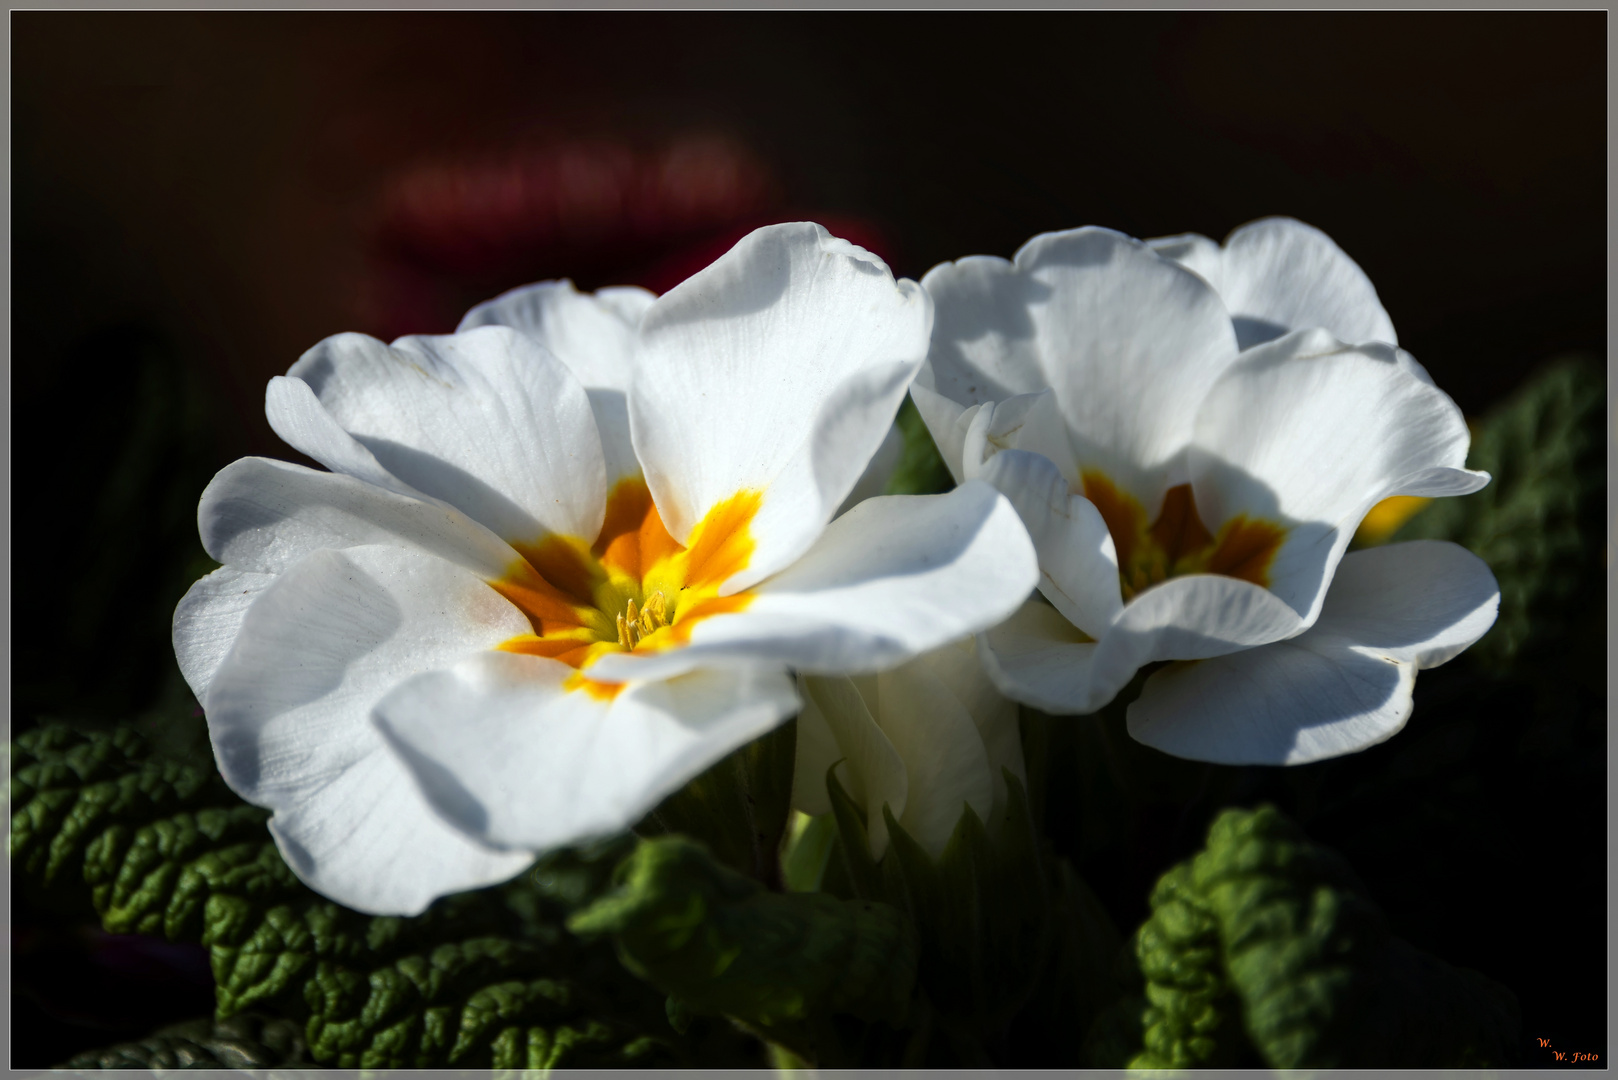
[175,218,1497,915]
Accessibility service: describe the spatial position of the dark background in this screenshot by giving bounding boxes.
[11,11,1606,1067]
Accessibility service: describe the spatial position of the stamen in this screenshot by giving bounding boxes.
[639,591,668,635]
[616,612,633,649]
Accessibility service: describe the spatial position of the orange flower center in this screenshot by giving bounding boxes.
[489,478,760,699]
[1080,471,1285,602]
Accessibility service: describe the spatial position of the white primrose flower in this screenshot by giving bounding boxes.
[790,637,1025,859]
[911,226,1500,767]
[173,222,1038,915]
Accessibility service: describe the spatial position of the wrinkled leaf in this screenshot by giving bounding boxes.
[59,1011,312,1070]
[1110,805,1519,1069]
[12,721,762,1071]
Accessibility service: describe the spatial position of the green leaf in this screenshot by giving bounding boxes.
[568,834,917,1055]
[1115,805,1520,1068]
[823,766,1103,1064]
[884,395,954,496]
[12,721,764,1070]
[1392,356,1604,667]
[58,1011,313,1069]
[10,721,303,937]
[823,767,884,901]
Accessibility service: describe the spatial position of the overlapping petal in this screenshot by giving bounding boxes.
[172,565,278,701]
[197,457,522,579]
[373,652,798,852]
[630,222,932,591]
[203,544,535,915]
[1190,329,1488,622]
[1127,541,1499,764]
[975,448,1120,638]
[458,279,656,486]
[286,326,607,545]
[982,571,1307,716]
[1150,216,1396,349]
[1012,227,1240,504]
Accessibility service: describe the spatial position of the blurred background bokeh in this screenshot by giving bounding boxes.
[12,11,1606,1067]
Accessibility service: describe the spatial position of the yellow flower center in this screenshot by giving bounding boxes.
[489,478,761,700]
[1079,471,1286,602]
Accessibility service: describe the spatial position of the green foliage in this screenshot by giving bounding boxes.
[11,721,764,1071]
[1104,806,1520,1069]
[569,834,917,1061]
[10,721,302,939]
[1392,356,1605,667]
[60,1012,312,1069]
[884,395,955,496]
[820,766,1115,1064]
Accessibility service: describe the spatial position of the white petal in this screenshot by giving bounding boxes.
[835,422,904,518]
[458,280,655,389]
[630,222,932,590]
[373,651,798,852]
[265,376,420,499]
[1191,329,1488,623]
[586,480,1038,683]
[917,253,1052,411]
[959,388,1082,486]
[457,280,655,486]
[288,326,607,546]
[1127,540,1498,765]
[172,565,277,702]
[801,675,908,859]
[1298,540,1501,668]
[909,386,982,484]
[976,449,1121,638]
[876,659,995,858]
[1127,640,1412,766]
[203,545,534,914]
[979,598,1106,715]
[1013,227,1240,508]
[907,637,1026,825]
[198,457,521,580]
[1145,232,1225,293]
[984,572,1307,716]
[1218,217,1396,349]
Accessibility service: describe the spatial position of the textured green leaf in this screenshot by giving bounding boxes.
[1117,805,1519,1069]
[12,721,764,1071]
[884,395,954,497]
[1391,356,1604,667]
[10,721,303,939]
[58,1011,312,1069]
[569,835,917,1041]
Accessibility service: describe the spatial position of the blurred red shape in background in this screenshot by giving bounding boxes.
[359,132,894,340]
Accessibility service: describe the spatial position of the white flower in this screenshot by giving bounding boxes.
[790,637,1025,859]
[912,225,1499,766]
[173,222,1038,915]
